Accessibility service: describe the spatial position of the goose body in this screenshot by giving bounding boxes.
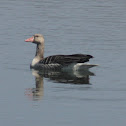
[25,34,97,70]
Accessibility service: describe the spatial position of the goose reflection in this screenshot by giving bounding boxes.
[42,69,94,84]
[25,70,44,101]
[25,68,95,101]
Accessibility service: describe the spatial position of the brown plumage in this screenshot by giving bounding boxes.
[39,54,93,66]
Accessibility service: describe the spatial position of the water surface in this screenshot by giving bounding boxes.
[0,0,126,126]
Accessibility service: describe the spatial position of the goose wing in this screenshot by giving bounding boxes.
[39,54,93,66]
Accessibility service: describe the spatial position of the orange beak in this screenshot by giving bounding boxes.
[25,36,34,42]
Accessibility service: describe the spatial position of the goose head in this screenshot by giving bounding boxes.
[25,34,44,44]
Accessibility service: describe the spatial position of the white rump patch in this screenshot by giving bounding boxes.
[73,63,98,71]
[62,63,98,71]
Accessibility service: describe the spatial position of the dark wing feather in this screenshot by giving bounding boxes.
[39,54,93,66]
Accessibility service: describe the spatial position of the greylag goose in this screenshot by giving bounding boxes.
[25,34,97,70]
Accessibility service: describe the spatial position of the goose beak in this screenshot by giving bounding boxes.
[25,36,34,42]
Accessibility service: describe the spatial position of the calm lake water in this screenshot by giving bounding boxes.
[0,0,126,125]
